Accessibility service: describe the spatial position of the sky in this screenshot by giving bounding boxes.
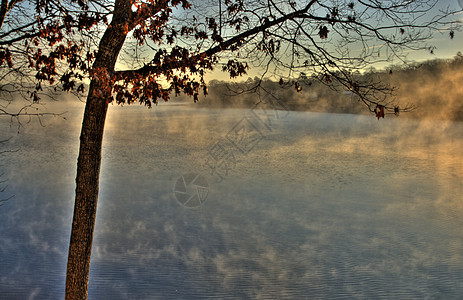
[200,0,463,82]
[394,0,462,59]
[109,0,463,84]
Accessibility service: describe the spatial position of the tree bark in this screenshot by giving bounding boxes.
[65,0,131,298]
[65,80,109,300]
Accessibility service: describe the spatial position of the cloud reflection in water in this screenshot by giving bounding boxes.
[0,104,462,299]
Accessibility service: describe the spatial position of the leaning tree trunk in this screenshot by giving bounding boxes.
[65,1,131,298]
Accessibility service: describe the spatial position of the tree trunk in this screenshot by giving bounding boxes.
[65,80,109,300]
[65,1,131,298]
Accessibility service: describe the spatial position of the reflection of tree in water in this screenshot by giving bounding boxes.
[0,138,15,206]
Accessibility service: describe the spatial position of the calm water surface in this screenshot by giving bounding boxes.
[1,103,462,299]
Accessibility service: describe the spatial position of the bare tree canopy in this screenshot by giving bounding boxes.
[0,0,75,121]
[1,0,460,112]
[0,0,460,299]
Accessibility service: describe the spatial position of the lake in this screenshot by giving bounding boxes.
[1,102,462,299]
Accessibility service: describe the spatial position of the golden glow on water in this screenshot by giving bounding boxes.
[2,105,463,299]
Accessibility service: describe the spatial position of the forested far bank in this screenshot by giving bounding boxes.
[193,54,463,121]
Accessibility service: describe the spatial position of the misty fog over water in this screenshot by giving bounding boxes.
[1,102,462,299]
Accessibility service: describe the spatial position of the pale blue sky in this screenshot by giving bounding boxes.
[203,0,463,82]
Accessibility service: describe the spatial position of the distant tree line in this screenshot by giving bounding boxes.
[197,53,463,121]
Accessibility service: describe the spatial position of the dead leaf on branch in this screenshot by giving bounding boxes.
[319,26,329,39]
[375,105,385,119]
